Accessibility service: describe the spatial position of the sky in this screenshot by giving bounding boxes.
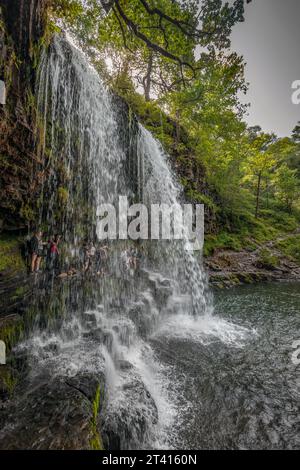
[230,0,300,137]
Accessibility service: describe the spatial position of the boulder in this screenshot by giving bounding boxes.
[0,370,105,450]
[102,374,158,450]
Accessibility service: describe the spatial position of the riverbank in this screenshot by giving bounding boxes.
[205,231,300,288]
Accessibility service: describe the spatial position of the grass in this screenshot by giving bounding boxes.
[0,234,25,272]
[0,367,18,397]
[90,385,104,450]
[0,316,24,353]
[204,208,300,257]
[256,248,279,270]
[275,234,300,263]
[204,231,243,256]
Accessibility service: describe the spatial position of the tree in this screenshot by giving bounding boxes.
[52,0,251,100]
[50,0,300,237]
[292,122,300,144]
[157,48,250,225]
[244,132,277,218]
[274,164,300,212]
[100,0,250,63]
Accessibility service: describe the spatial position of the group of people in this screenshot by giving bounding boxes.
[25,230,142,278]
[26,231,61,274]
[82,241,109,276]
[120,247,141,273]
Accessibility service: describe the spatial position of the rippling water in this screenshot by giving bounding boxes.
[151,282,300,450]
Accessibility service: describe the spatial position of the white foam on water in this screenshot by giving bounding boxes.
[123,341,178,449]
[95,306,178,449]
[153,312,257,348]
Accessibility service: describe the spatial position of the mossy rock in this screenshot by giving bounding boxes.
[0,372,106,449]
[0,365,18,399]
[0,314,24,353]
[90,384,104,450]
[0,234,25,274]
[236,272,255,284]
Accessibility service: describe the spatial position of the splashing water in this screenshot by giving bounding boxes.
[13,34,255,450]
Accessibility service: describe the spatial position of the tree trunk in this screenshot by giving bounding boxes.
[175,109,181,145]
[100,0,116,13]
[255,172,261,218]
[143,51,153,101]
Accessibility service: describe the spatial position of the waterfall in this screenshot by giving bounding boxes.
[36,33,211,316]
[36,34,128,248]
[137,126,212,316]
[18,33,213,449]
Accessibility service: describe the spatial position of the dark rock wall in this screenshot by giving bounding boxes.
[0,0,48,231]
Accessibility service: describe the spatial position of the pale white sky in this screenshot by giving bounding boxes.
[231,0,300,137]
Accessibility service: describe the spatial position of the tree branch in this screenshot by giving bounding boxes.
[112,6,134,53]
[138,0,197,37]
[114,0,195,73]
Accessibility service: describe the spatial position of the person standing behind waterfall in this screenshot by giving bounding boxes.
[96,243,108,276]
[29,230,44,273]
[120,248,130,274]
[89,242,96,272]
[83,241,96,273]
[47,234,61,272]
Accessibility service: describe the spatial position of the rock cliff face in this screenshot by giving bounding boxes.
[0,0,48,231]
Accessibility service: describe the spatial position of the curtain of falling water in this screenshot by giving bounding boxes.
[36,34,128,249]
[36,34,212,313]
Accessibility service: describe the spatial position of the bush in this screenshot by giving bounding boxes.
[275,235,300,263]
[0,234,25,272]
[256,248,279,270]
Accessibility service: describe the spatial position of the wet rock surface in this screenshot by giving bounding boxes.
[102,374,159,450]
[0,266,173,450]
[0,0,49,229]
[0,370,105,450]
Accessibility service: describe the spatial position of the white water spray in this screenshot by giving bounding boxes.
[20,33,250,450]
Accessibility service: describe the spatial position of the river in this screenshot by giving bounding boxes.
[150,282,300,449]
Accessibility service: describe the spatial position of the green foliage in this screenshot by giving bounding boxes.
[90,385,104,450]
[20,203,35,223]
[0,317,24,353]
[256,248,279,270]
[274,164,300,212]
[276,235,300,263]
[0,367,18,397]
[0,235,25,273]
[58,186,69,205]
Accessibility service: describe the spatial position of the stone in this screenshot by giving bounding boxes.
[82,312,97,327]
[102,374,158,450]
[83,328,113,351]
[0,371,105,450]
[116,360,133,371]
